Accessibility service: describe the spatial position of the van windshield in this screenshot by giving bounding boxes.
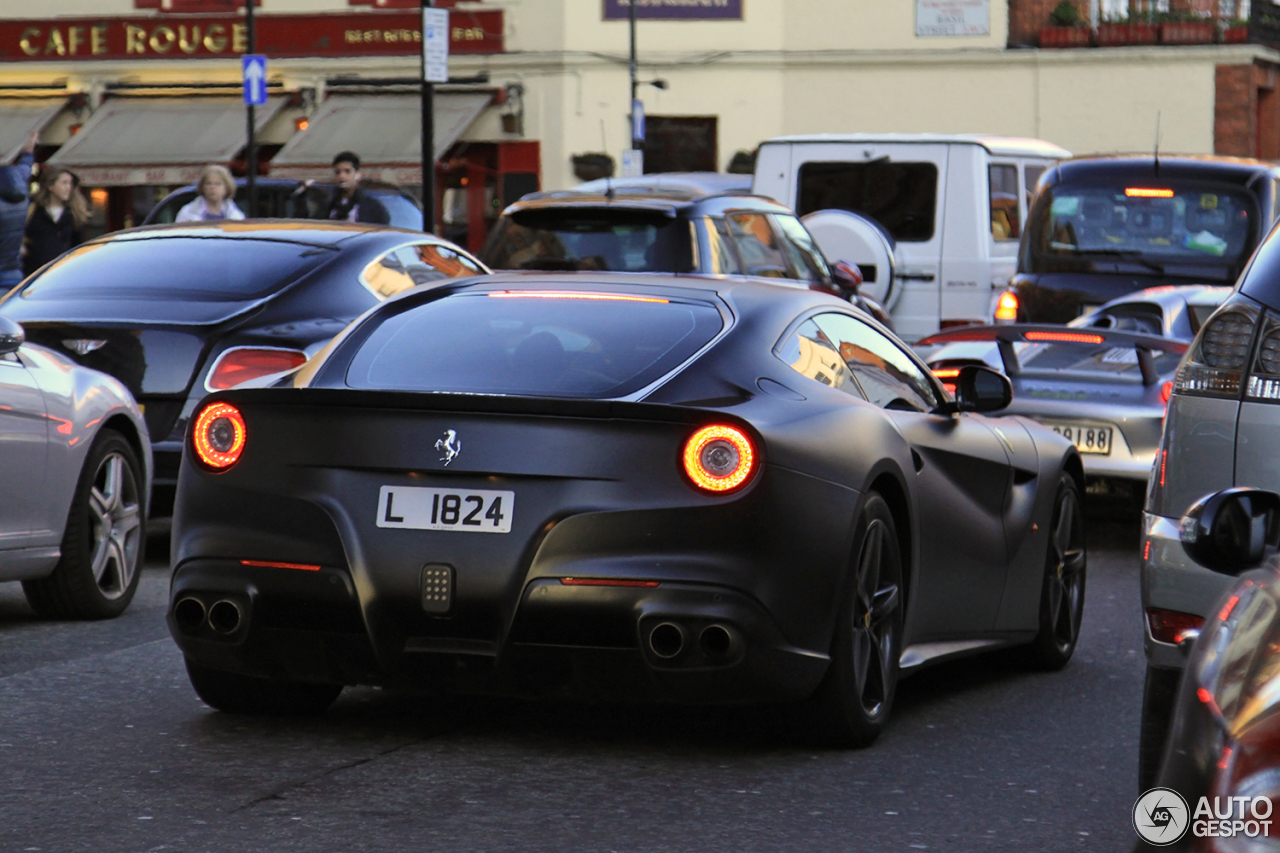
[1027,181,1255,279]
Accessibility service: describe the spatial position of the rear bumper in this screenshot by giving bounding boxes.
[1141,512,1236,670]
[168,560,830,704]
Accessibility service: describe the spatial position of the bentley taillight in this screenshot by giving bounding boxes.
[1176,304,1261,398]
[192,402,246,470]
[683,425,756,493]
[206,347,307,391]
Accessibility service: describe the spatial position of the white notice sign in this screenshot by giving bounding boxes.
[916,0,990,37]
[423,7,450,83]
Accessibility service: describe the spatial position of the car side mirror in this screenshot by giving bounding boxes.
[1181,488,1280,575]
[0,316,23,355]
[830,260,863,294]
[937,364,1011,414]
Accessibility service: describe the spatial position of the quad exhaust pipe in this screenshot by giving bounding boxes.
[173,597,243,636]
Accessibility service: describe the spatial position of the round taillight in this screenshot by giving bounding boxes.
[683,425,756,493]
[192,402,246,470]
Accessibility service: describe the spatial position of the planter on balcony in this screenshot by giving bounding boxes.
[1039,26,1092,48]
[1095,22,1159,46]
[1223,24,1249,43]
[1160,20,1215,44]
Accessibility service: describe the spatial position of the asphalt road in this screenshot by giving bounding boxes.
[0,515,1147,853]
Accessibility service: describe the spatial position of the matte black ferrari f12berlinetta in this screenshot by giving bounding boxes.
[168,273,1085,745]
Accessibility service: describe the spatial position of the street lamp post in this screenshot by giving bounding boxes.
[629,0,640,152]
[245,0,256,217]
[421,0,435,234]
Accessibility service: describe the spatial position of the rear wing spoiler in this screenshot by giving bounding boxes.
[915,324,1189,387]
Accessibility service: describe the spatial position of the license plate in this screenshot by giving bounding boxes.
[376,486,514,533]
[1045,422,1113,455]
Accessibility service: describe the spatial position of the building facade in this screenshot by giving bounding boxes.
[0,0,1276,248]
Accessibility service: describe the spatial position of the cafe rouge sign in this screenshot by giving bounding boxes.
[0,10,503,61]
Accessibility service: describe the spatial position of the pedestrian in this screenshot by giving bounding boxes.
[0,130,37,289]
[326,151,390,225]
[175,165,244,223]
[23,166,87,277]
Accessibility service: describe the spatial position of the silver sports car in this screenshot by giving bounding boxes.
[915,285,1229,492]
[0,316,152,619]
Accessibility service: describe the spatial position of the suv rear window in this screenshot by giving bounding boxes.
[481,208,695,273]
[1028,181,1256,278]
[18,238,333,302]
[796,161,938,242]
[346,290,723,398]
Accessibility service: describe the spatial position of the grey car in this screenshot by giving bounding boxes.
[1141,227,1280,789]
[0,316,152,619]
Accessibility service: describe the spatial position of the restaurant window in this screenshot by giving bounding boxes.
[796,161,938,243]
[990,164,1020,241]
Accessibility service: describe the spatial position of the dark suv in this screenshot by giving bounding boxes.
[1012,156,1280,324]
[479,184,885,320]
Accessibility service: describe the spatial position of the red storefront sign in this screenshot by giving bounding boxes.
[0,10,502,61]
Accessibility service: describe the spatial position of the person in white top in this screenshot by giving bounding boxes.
[175,165,245,223]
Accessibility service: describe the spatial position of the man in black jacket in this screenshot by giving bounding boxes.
[326,151,390,225]
[0,131,37,290]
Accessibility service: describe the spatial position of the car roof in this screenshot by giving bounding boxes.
[573,172,752,196]
[1049,154,1280,186]
[423,270,829,306]
[501,191,792,217]
[760,133,1072,159]
[87,219,432,249]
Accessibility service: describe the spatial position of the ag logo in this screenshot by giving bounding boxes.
[434,429,461,466]
[1134,787,1190,845]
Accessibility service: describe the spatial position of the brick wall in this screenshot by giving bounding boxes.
[1008,0,1090,46]
[1216,64,1256,157]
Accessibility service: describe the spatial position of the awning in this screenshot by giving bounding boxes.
[0,98,66,164]
[269,92,492,185]
[46,97,284,186]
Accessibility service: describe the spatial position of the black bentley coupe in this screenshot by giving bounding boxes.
[0,221,489,515]
[169,272,1085,746]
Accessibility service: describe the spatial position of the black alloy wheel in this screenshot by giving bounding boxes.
[1026,474,1087,670]
[23,430,145,620]
[799,493,904,747]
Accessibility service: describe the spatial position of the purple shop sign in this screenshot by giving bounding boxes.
[603,0,743,21]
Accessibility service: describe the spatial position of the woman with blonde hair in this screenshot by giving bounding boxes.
[22,166,88,277]
[175,164,244,223]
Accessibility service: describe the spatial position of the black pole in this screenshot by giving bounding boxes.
[629,1,639,151]
[421,0,435,234]
[245,0,256,218]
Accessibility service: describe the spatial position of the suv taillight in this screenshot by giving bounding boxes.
[1175,301,1261,398]
[1247,313,1280,402]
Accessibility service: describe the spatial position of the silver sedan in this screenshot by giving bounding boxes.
[0,316,151,618]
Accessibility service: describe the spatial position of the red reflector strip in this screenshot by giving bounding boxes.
[1219,594,1241,622]
[1023,331,1106,344]
[1144,539,1151,561]
[1146,607,1205,644]
[559,577,660,588]
[1125,187,1174,198]
[240,559,322,571]
[488,291,669,304]
[1160,449,1168,488]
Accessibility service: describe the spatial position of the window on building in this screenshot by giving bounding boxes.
[796,161,939,243]
[990,164,1021,241]
[641,116,718,174]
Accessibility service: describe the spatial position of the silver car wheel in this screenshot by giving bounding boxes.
[851,518,901,719]
[87,452,142,600]
[1047,488,1086,653]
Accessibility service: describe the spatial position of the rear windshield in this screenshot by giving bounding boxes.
[796,161,938,242]
[1027,181,1256,277]
[19,238,333,302]
[480,209,694,273]
[346,290,723,398]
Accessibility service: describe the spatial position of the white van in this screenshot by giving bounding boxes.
[752,134,1070,341]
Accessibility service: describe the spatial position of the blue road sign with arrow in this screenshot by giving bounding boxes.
[242,54,268,106]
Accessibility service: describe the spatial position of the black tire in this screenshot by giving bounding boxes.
[1025,474,1087,671]
[798,493,904,748]
[22,429,145,620]
[1138,665,1181,791]
[185,658,343,716]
